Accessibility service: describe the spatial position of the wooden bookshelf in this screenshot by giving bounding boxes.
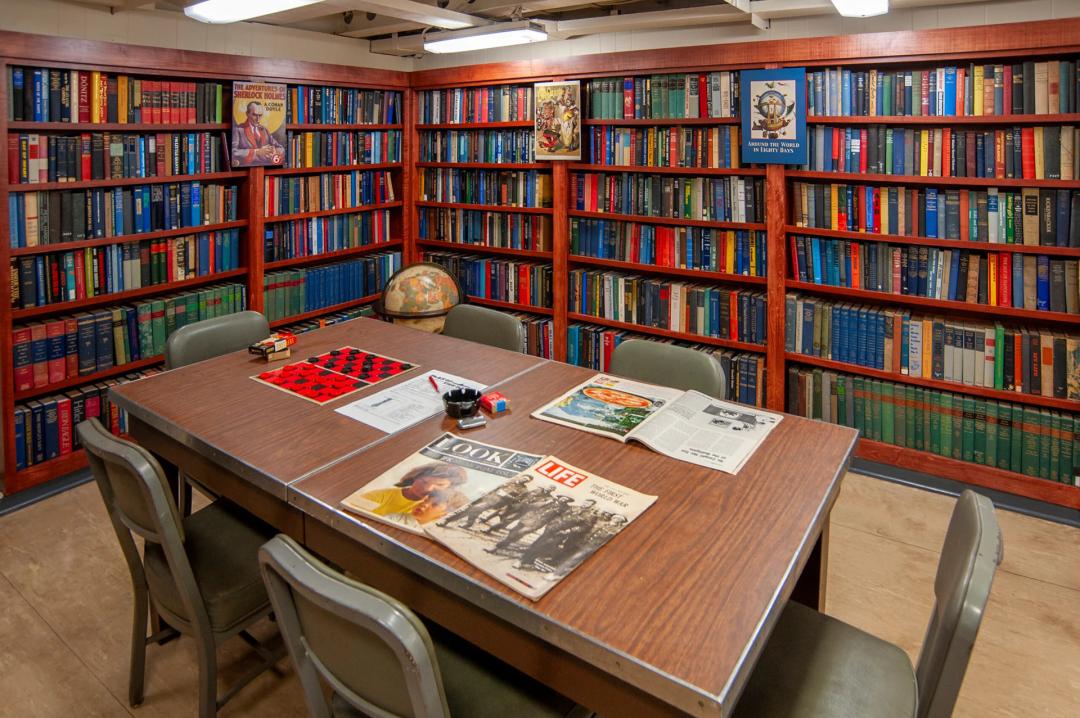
[469,296,553,316]
[569,163,765,177]
[568,208,766,231]
[265,239,403,270]
[268,293,382,329]
[7,171,246,192]
[10,219,247,256]
[807,113,1080,125]
[785,225,1080,256]
[415,239,551,260]
[264,200,404,224]
[267,162,402,175]
[569,255,768,285]
[414,201,552,214]
[787,170,1080,189]
[566,313,767,353]
[15,355,163,402]
[416,162,548,170]
[414,121,532,130]
[7,121,229,131]
[583,117,739,126]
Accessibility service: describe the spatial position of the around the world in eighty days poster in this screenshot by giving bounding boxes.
[231,81,286,167]
[740,68,807,165]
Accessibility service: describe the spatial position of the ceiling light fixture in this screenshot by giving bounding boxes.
[423,21,548,54]
[830,0,889,18]
[184,0,325,25]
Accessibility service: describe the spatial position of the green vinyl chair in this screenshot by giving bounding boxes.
[441,304,524,353]
[79,418,284,718]
[258,534,591,718]
[733,489,1003,718]
[608,338,727,398]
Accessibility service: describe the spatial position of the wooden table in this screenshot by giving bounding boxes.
[111,319,858,718]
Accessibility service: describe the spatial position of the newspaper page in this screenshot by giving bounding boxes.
[628,391,782,474]
[424,456,656,601]
[530,374,683,441]
[335,370,484,434]
[340,433,543,535]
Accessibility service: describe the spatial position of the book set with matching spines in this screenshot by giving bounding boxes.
[262,251,401,324]
[573,172,764,223]
[418,207,551,252]
[418,86,534,125]
[587,125,742,169]
[283,129,402,168]
[418,129,536,164]
[586,72,741,120]
[286,86,400,125]
[264,170,396,216]
[424,251,553,310]
[418,168,552,208]
[263,211,393,263]
[7,67,228,124]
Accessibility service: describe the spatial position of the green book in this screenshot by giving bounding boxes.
[1070,417,1080,486]
[881,383,895,445]
[164,299,177,337]
[136,302,153,358]
[996,401,1012,470]
[885,129,894,174]
[939,393,953,458]
[1021,408,1041,478]
[853,377,865,435]
[985,402,998,468]
[150,299,166,356]
[869,380,883,442]
[812,369,823,420]
[961,396,976,461]
[1060,415,1074,485]
[905,386,917,450]
[1010,405,1024,473]
[972,399,987,464]
[951,392,964,459]
[1049,413,1062,483]
[913,388,925,450]
[994,324,1005,389]
[835,377,848,427]
[922,389,933,452]
[929,391,942,455]
[895,383,908,448]
[1038,410,1053,481]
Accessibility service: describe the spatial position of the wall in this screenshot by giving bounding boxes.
[0,0,412,73]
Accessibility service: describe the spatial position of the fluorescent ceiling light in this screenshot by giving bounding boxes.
[830,0,889,17]
[424,21,548,54]
[184,0,324,24]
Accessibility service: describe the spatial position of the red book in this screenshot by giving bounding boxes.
[832,127,841,169]
[698,74,708,118]
[78,72,90,123]
[187,81,196,124]
[73,251,86,299]
[729,292,738,339]
[56,395,72,456]
[999,252,1011,306]
[602,332,616,372]
[994,130,1005,178]
[926,129,935,177]
[7,135,19,184]
[64,316,78,378]
[29,322,49,388]
[872,187,881,234]
[80,133,92,179]
[790,236,801,278]
[1002,65,1012,115]
[921,72,930,115]
[46,318,67,384]
[84,388,101,423]
[956,67,966,115]
[27,136,39,185]
[1020,127,1035,179]
[13,326,34,391]
[623,77,634,119]
[941,127,951,177]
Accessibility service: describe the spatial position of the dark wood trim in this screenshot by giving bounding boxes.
[807,113,1080,125]
[566,313,766,354]
[10,220,248,257]
[265,239,404,270]
[415,201,553,214]
[568,255,767,286]
[268,162,403,176]
[264,200,404,224]
[567,209,766,231]
[766,164,788,412]
[415,239,551,259]
[268,293,381,328]
[466,296,554,316]
[14,355,164,402]
[787,170,1080,189]
[7,171,247,193]
[785,225,1080,257]
[570,163,765,177]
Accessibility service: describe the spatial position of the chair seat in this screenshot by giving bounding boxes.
[733,601,917,718]
[145,501,276,633]
[331,623,577,718]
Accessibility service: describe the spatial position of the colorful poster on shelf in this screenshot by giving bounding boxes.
[534,80,581,160]
[231,81,287,167]
[740,68,807,165]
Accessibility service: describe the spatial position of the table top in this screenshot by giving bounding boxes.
[110,318,545,498]
[289,358,859,717]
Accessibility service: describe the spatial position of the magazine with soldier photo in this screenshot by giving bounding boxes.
[423,456,656,601]
[532,374,783,474]
[340,433,544,535]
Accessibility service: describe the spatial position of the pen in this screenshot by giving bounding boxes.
[429,375,441,393]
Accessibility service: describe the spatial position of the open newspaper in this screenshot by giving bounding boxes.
[340,433,543,535]
[532,374,782,474]
[424,456,655,601]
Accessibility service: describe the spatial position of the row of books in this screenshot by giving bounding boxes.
[283,130,402,168]
[418,86,534,125]
[276,305,375,336]
[264,170,396,217]
[804,60,1080,118]
[262,211,394,263]
[262,252,402,323]
[7,67,227,124]
[423,252,553,310]
[566,323,767,407]
[8,182,239,248]
[572,172,764,223]
[568,268,767,345]
[789,235,1080,314]
[417,168,554,209]
[789,367,1079,485]
[570,219,766,277]
[801,125,1077,180]
[505,312,554,358]
[793,182,1080,247]
[9,131,228,184]
[418,129,536,164]
[586,73,741,120]
[12,230,243,309]
[286,86,400,126]
[417,208,552,252]
[786,293,1079,399]
[13,283,247,392]
[587,125,742,169]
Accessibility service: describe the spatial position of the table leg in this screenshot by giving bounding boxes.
[790,521,829,610]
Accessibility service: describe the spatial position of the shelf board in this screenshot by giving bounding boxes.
[265,240,403,270]
[14,355,164,402]
[265,200,403,223]
[267,162,402,175]
[567,208,765,231]
[414,201,553,215]
[8,449,89,495]
[467,296,554,316]
[565,313,766,353]
[854,438,1080,509]
[569,163,764,177]
[583,117,739,126]
[786,353,1080,412]
[568,255,767,285]
[785,225,1080,257]
[786,170,1080,189]
[785,279,1080,326]
[416,239,552,260]
[8,171,247,193]
[807,113,1080,126]
[416,161,547,169]
[10,220,247,257]
[415,121,533,130]
[286,123,403,131]
[11,268,248,320]
[269,293,381,329]
[8,121,229,132]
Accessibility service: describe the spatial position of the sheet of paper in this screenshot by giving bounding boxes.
[335,370,485,434]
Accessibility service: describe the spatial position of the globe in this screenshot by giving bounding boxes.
[377,262,463,333]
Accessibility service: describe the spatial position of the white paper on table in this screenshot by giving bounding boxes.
[335,370,485,434]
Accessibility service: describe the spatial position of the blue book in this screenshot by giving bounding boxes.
[893,130,905,174]
[928,70,937,115]
[927,248,938,295]
[9,195,22,248]
[1012,254,1024,307]
[28,400,45,464]
[925,188,939,238]
[856,309,869,366]
[875,312,886,370]
[11,68,24,121]
[94,310,113,371]
[943,67,957,116]
[1055,189,1070,246]
[900,319,910,374]
[42,398,59,460]
[1036,255,1050,310]
[32,69,45,121]
[14,406,27,471]
[841,70,852,115]
[948,251,961,301]
[830,305,841,360]
[810,238,823,284]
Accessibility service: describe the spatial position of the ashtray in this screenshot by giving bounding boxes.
[443,388,482,418]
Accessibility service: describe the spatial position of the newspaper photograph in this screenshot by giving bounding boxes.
[424,456,656,601]
[340,433,543,535]
[530,374,683,440]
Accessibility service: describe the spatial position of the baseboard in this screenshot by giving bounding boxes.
[0,468,93,518]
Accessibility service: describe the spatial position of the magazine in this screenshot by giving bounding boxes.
[532,374,782,474]
[424,456,655,601]
[340,433,543,535]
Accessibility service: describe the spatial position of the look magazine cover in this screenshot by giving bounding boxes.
[424,456,656,600]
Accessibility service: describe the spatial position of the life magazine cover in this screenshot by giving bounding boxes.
[424,456,655,600]
[340,433,543,535]
[533,374,783,473]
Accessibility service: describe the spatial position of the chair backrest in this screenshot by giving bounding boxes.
[441,304,524,353]
[914,490,1003,718]
[259,534,451,718]
[164,310,270,369]
[608,339,727,398]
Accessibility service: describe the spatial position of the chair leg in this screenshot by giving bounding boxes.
[129,584,148,707]
[197,636,219,718]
